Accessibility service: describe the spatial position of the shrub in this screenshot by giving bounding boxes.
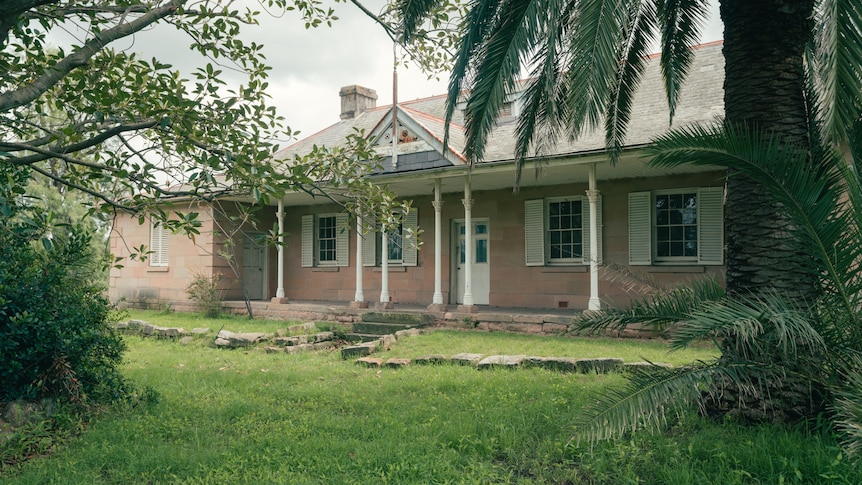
[186,272,224,318]
[0,168,129,404]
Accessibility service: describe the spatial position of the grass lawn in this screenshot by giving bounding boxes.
[1,311,858,484]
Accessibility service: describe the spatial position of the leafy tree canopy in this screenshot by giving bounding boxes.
[0,0,459,234]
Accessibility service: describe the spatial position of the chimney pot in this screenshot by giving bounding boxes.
[339,85,377,120]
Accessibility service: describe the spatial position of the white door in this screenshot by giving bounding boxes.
[242,238,266,300]
[454,220,490,305]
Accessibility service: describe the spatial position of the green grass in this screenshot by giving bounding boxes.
[2,324,859,484]
[124,309,340,335]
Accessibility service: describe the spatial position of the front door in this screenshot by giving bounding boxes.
[242,237,266,300]
[454,219,490,305]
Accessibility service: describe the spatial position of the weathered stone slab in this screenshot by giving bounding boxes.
[385,358,411,368]
[274,335,308,346]
[191,327,210,335]
[341,345,372,359]
[288,322,317,334]
[264,346,284,354]
[413,354,446,365]
[355,357,383,368]
[542,315,578,325]
[513,314,545,324]
[523,357,579,372]
[480,313,514,323]
[576,358,624,373]
[127,319,148,329]
[311,331,334,343]
[179,336,194,345]
[115,321,130,330]
[285,344,314,354]
[213,337,231,347]
[313,341,336,351]
[478,355,526,369]
[380,334,396,350]
[450,353,485,365]
[361,312,433,326]
[542,323,569,334]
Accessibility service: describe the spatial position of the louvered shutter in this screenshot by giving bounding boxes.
[149,221,169,267]
[628,192,652,265]
[524,199,545,266]
[301,215,313,267]
[401,208,418,266]
[336,213,349,267]
[582,194,603,264]
[362,229,376,266]
[697,187,724,265]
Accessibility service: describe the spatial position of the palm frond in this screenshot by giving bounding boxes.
[648,123,862,328]
[398,0,441,42]
[575,363,720,443]
[561,0,632,136]
[604,0,657,163]
[460,0,548,163]
[572,275,724,335]
[656,0,709,123]
[834,359,862,462]
[442,0,503,154]
[669,291,827,360]
[814,0,862,146]
[513,0,570,187]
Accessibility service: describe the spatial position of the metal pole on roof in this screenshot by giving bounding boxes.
[391,42,398,171]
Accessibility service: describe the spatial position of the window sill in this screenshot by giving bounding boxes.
[312,267,340,272]
[540,266,588,273]
[372,266,407,272]
[647,265,706,273]
[147,267,169,272]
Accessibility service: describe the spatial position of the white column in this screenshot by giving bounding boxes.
[275,199,285,299]
[462,178,474,306]
[432,179,444,305]
[380,226,390,303]
[587,164,601,311]
[354,215,364,302]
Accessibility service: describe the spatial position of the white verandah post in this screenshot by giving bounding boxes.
[587,163,601,311]
[431,179,444,306]
[461,177,474,308]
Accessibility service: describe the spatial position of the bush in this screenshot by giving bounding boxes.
[0,168,129,404]
[186,272,224,318]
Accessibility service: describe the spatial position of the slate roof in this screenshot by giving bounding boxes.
[274,41,725,166]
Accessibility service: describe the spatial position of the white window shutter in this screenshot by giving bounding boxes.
[149,221,168,267]
[362,230,376,266]
[524,199,545,266]
[698,187,724,265]
[628,192,652,265]
[582,194,603,264]
[301,215,313,267]
[336,213,349,267]
[402,208,418,266]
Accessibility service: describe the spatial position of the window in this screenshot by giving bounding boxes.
[628,187,724,265]
[301,213,349,267]
[524,195,602,266]
[363,209,418,267]
[149,220,169,267]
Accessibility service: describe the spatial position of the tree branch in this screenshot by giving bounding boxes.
[0,0,186,113]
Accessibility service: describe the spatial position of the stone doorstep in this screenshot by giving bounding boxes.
[449,353,485,365]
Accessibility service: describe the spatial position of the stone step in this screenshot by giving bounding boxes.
[351,321,417,336]
[361,312,434,326]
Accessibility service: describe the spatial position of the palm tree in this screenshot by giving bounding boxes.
[397,0,862,301]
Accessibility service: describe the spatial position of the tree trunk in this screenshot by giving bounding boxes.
[720,0,817,302]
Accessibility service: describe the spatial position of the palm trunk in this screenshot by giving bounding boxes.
[721,0,817,302]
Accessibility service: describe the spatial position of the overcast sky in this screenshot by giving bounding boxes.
[57,0,724,148]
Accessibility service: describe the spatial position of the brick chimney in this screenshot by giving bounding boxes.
[339,85,377,120]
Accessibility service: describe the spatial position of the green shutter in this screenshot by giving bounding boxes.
[524,199,544,266]
[402,208,418,266]
[581,194,603,264]
[628,192,652,265]
[336,213,349,267]
[301,215,314,267]
[698,187,724,265]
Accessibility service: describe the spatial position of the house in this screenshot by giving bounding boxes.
[108,41,726,313]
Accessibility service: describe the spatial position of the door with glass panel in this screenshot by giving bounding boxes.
[453,219,490,305]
